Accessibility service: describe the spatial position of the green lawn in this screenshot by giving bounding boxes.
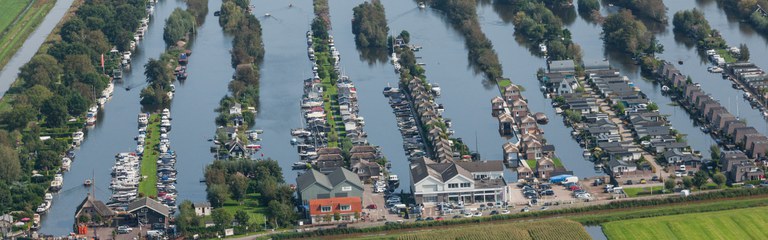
[716,49,737,64]
[314,38,343,147]
[220,193,267,226]
[139,114,160,197]
[0,0,55,71]
[0,0,30,33]
[622,186,665,197]
[603,206,768,240]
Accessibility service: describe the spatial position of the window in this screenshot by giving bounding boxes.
[460,183,471,188]
[340,205,351,211]
[321,206,332,212]
[341,186,352,191]
[342,215,351,221]
[448,183,458,188]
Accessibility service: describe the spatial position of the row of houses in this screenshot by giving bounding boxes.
[660,62,765,183]
[314,146,383,181]
[403,77,457,163]
[726,62,768,106]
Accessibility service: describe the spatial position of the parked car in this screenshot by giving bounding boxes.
[490,210,499,215]
[521,207,530,212]
[435,217,444,221]
[626,180,633,185]
[639,179,647,184]
[473,212,483,217]
[367,204,377,209]
[425,217,434,221]
[501,209,511,214]
[651,176,659,181]
[464,212,473,218]
[117,226,132,234]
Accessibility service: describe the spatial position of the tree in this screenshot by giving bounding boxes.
[266,200,296,228]
[67,92,89,116]
[710,145,721,163]
[682,176,693,189]
[212,208,233,229]
[144,58,173,86]
[692,171,709,190]
[207,184,230,207]
[18,54,62,88]
[664,177,676,191]
[613,102,626,115]
[235,210,250,225]
[0,146,21,183]
[230,173,249,203]
[79,214,90,223]
[399,30,410,44]
[352,0,389,48]
[163,8,196,46]
[22,85,54,109]
[333,212,341,221]
[713,172,726,188]
[41,96,69,128]
[602,10,652,56]
[739,43,750,61]
[2,104,36,130]
[577,0,600,15]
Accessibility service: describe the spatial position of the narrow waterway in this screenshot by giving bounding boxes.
[248,0,313,183]
[170,0,232,203]
[0,0,76,96]
[585,225,608,240]
[555,1,716,158]
[380,0,506,164]
[327,0,411,191]
[40,0,184,235]
[478,2,599,178]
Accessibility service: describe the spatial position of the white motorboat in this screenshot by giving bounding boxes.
[72,131,84,146]
[418,2,426,9]
[61,158,72,171]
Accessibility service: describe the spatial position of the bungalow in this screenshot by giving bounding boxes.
[583,113,610,123]
[634,125,673,140]
[491,96,506,117]
[519,115,539,135]
[308,197,362,224]
[662,149,701,166]
[511,99,529,119]
[516,162,534,180]
[502,142,520,166]
[193,202,212,216]
[607,159,638,176]
[318,147,343,155]
[548,60,575,73]
[545,72,579,95]
[523,139,543,160]
[599,142,643,161]
[649,140,689,154]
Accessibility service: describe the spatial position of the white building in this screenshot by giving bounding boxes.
[410,158,507,205]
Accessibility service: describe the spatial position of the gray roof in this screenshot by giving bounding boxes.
[0,214,12,223]
[194,202,211,208]
[456,160,504,173]
[76,193,114,217]
[549,60,575,73]
[127,197,169,217]
[296,168,363,192]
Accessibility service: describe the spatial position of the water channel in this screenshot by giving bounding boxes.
[40,0,186,235]
[0,0,76,96]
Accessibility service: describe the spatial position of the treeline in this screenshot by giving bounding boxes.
[215,0,264,127]
[605,0,667,23]
[162,8,197,46]
[312,0,331,41]
[0,0,148,214]
[497,0,583,61]
[186,0,209,25]
[577,0,600,15]
[721,0,768,35]
[672,9,726,50]
[271,188,768,239]
[603,10,664,74]
[188,159,296,236]
[429,0,503,81]
[352,0,389,48]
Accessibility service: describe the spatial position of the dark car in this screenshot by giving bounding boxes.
[652,176,660,182]
[425,217,434,221]
[151,223,165,230]
[453,215,463,219]
[367,204,377,209]
[490,210,499,215]
[626,180,633,185]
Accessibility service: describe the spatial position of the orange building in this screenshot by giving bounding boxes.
[308,197,362,224]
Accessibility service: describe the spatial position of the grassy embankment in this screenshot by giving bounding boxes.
[353,219,590,240]
[313,37,343,148]
[138,114,160,197]
[221,193,267,226]
[0,0,56,71]
[602,206,768,239]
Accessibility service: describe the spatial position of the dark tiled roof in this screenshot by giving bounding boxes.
[127,197,169,217]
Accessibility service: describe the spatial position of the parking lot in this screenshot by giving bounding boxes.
[360,182,404,223]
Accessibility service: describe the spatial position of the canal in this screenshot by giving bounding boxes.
[0,0,76,96]
[40,0,185,235]
[248,0,314,183]
[478,1,600,178]
[327,0,411,191]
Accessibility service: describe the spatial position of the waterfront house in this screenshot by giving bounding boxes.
[74,193,115,226]
[663,149,700,165]
[491,96,506,117]
[0,214,11,236]
[225,138,246,159]
[504,84,522,102]
[599,142,643,161]
[308,197,362,224]
[629,112,664,127]
[536,157,555,179]
[193,202,211,216]
[350,159,382,181]
[544,72,580,95]
[672,74,687,88]
[523,138,543,160]
[584,113,610,123]
[706,107,727,123]
[734,127,759,145]
[649,139,688,154]
[350,152,377,162]
[517,161,534,180]
[410,158,507,204]
[726,121,747,138]
[229,103,242,115]
[318,147,343,155]
[127,197,170,228]
[564,94,599,114]
[519,115,540,135]
[748,138,768,159]
[702,101,721,118]
[503,142,520,166]
[695,95,714,110]
[715,112,736,131]
[316,154,345,173]
[511,99,529,119]
[498,113,516,136]
[297,168,364,205]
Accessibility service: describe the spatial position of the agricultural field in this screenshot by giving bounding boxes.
[0,0,55,70]
[602,206,768,240]
[357,219,590,240]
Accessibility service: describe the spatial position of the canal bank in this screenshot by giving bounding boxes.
[39,0,184,235]
[0,0,75,96]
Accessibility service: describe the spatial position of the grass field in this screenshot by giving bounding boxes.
[0,0,31,33]
[138,114,160,197]
[221,193,267,226]
[354,219,590,240]
[623,186,665,197]
[0,0,55,71]
[603,206,768,240]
